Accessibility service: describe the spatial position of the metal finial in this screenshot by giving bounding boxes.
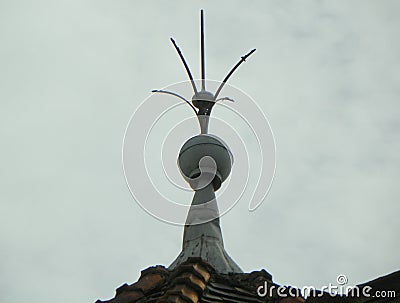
[159,11,249,274]
[152,10,256,134]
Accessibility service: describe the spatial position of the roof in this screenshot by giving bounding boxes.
[96,258,299,303]
[96,258,400,303]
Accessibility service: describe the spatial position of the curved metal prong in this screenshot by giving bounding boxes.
[170,38,199,95]
[214,48,256,99]
[152,89,198,114]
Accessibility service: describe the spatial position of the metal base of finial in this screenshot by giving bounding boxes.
[169,183,243,273]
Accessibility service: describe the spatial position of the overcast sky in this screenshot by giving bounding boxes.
[1,1,399,302]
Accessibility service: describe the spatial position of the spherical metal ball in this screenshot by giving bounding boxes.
[178,134,233,191]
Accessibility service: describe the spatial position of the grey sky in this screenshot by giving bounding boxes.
[0,1,399,302]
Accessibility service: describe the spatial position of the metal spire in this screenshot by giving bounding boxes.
[152,11,256,273]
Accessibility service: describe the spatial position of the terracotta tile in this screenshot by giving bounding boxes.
[175,272,207,291]
[136,273,165,293]
[166,284,199,303]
